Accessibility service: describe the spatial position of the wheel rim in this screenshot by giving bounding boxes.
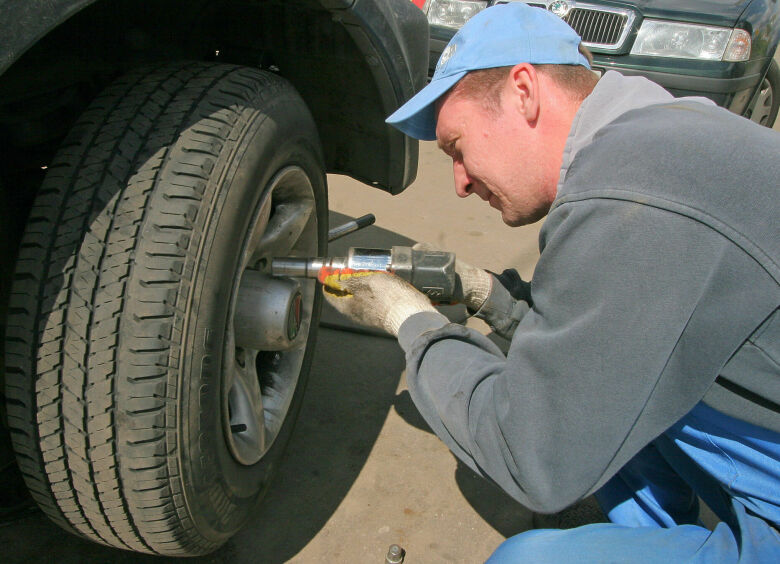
[222,166,318,466]
[748,76,774,126]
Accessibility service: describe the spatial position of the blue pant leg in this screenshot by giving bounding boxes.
[594,442,699,528]
[489,403,780,563]
[486,522,738,564]
[659,403,780,528]
[487,505,780,564]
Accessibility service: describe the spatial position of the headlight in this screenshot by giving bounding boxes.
[631,20,751,62]
[426,0,487,30]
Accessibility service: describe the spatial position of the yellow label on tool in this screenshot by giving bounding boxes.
[318,267,379,292]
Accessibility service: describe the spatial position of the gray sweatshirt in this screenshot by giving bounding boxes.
[397,71,780,513]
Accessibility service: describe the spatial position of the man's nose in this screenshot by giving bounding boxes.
[453,160,473,198]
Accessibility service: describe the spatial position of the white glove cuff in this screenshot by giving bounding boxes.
[385,300,437,336]
[460,267,493,311]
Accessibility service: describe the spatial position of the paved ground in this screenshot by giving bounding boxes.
[2,83,779,562]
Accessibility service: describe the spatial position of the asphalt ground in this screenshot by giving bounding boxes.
[1,90,779,562]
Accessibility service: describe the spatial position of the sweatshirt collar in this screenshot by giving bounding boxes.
[556,71,713,197]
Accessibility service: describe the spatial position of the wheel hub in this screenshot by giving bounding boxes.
[223,166,318,466]
[234,270,303,351]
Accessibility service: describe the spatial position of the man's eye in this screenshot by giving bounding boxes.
[442,139,458,157]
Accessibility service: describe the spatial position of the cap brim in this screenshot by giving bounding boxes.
[386,71,466,141]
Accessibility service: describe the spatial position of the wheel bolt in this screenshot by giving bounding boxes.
[385,544,405,563]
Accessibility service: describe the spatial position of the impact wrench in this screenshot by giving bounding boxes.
[271,215,458,303]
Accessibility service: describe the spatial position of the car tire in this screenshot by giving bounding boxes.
[1,178,34,521]
[4,62,326,556]
[747,57,779,128]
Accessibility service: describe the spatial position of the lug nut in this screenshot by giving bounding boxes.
[385,544,405,564]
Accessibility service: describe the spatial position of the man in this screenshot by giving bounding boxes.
[321,3,780,561]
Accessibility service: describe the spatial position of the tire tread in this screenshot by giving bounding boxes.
[4,62,302,555]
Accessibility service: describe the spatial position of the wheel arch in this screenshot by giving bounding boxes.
[0,0,428,210]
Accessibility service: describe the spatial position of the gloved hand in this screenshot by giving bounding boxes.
[412,243,492,312]
[318,267,437,336]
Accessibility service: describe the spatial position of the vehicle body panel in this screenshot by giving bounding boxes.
[0,0,428,194]
[426,0,779,115]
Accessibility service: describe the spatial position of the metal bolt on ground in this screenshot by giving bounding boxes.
[385,543,405,564]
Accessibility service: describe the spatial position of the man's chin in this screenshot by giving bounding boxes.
[500,209,519,226]
[502,215,524,227]
[502,210,537,227]
[502,204,551,227]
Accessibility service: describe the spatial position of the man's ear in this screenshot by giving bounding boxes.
[506,63,540,123]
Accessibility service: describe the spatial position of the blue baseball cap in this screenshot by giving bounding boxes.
[386,2,589,141]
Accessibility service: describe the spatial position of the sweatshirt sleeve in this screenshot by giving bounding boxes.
[398,198,745,512]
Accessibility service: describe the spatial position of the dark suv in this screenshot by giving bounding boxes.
[420,0,780,127]
[0,0,427,557]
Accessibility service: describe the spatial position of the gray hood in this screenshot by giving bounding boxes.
[557,71,714,196]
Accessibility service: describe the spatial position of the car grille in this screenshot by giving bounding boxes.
[508,2,635,51]
[566,9,627,46]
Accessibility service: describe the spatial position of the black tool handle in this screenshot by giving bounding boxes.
[327,214,376,242]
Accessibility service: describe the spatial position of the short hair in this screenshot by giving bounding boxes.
[451,45,598,113]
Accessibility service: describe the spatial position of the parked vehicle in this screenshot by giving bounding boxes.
[0,0,427,556]
[419,0,780,127]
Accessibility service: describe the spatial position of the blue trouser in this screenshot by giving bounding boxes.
[487,403,780,563]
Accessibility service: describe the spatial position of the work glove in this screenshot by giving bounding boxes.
[318,267,437,336]
[412,243,492,312]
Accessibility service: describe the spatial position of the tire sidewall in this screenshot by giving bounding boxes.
[178,88,327,540]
